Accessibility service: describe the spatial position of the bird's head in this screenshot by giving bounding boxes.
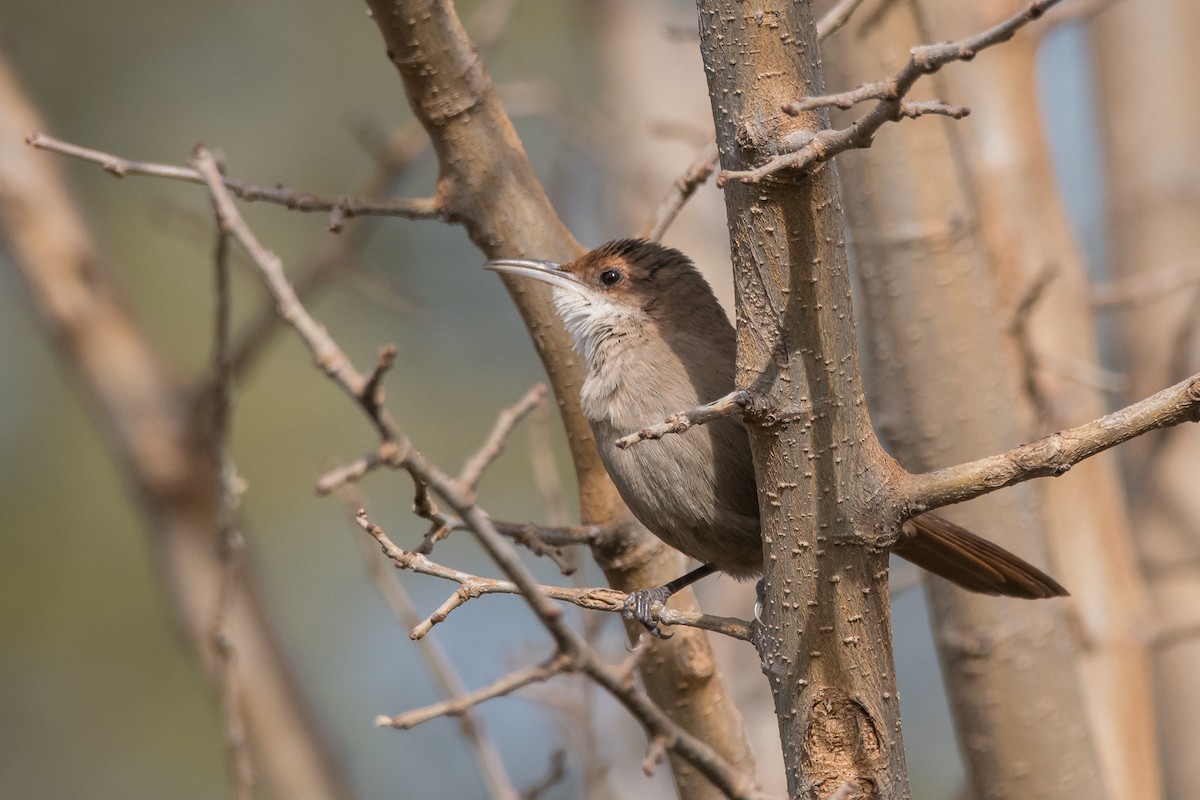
[485,239,724,366]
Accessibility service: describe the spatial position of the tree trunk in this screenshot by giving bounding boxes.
[0,58,355,800]
[697,2,908,796]
[819,1,1116,796]
[1094,1,1200,796]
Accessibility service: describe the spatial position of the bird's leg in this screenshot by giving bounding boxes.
[622,563,717,637]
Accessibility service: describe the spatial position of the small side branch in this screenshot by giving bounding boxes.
[27,134,442,226]
[721,0,1059,185]
[355,510,750,641]
[459,384,548,492]
[816,0,868,40]
[904,372,1200,512]
[616,389,750,450]
[638,142,720,243]
[377,652,574,730]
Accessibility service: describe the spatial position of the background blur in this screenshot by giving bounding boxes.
[0,1,1105,798]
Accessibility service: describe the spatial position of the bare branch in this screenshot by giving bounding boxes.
[193,147,763,795]
[355,511,747,641]
[615,389,750,450]
[816,0,868,40]
[204,205,255,800]
[377,653,575,730]
[520,750,568,800]
[27,133,442,225]
[335,485,520,800]
[720,0,1060,185]
[903,372,1200,512]
[897,99,970,119]
[459,384,548,491]
[639,142,720,242]
[1092,259,1200,309]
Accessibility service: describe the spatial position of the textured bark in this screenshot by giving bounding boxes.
[820,2,1115,797]
[363,2,756,795]
[893,1,1162,796]
[697,2,908,796]
[0,59,355,800]
[1094,1,1200,796]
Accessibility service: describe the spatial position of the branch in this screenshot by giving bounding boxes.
[193,141,763,797]
[376,652,574,729]
[816,0,868,40]
[904,372,1200,512]
[459,384,548,492]
[355,511,750,642]
[720,0,1059,184]
[336,488,519,800]
[26,133,442,227]
[638,142,720,242]
[615,390,750,450]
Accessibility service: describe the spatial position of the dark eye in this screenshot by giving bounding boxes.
[599,269,622,287]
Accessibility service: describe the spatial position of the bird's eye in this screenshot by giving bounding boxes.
[599,269,622,287]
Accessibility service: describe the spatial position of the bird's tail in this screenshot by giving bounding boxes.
[892,514,1068,599]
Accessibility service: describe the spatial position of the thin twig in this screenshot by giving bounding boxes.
[816,0,869,40]
[337,486,520,800]
[459,384,548,492]
[1009,263,1060,424]
[721,0,1060,184]
[520,750,568,800]
[205,205,254,800]
[615,389,750,450]
[355,511,747,641]
[27,133,442,225]
[228,120,430,377]
[639,142,720,242]
[1092,259,1200,309]
[377,653,575,730]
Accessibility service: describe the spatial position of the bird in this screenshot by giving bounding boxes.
[486,239,1066,630]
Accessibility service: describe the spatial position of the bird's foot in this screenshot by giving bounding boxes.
[622,586,674,638]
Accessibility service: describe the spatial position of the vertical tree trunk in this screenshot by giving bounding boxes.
[1094,1,1200,796]
[697,2,908,796]
[819,1,1114,797]
[0,59,355,800]
[904,1,1160,796]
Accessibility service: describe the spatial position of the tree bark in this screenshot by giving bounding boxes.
[1094,1,1200,796]
[896,1,1162,796]
[819,1,1116,796]
[363,1,757,795]
[697,2,909,796]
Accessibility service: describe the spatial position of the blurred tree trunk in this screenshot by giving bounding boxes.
[821,1,1111,797]
[1094,1,1200,796]
[901,0,1161,797]
[0,58,355,800]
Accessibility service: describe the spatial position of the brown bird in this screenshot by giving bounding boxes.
[487,239,1066,628]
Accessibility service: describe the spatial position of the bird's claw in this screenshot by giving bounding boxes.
[622,587,674,638]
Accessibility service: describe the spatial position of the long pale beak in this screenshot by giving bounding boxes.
[484,258,586,294]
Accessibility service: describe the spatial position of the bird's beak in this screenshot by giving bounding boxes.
[484,258,586,294]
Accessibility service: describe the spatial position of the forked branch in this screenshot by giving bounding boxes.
[720,0,1060,184]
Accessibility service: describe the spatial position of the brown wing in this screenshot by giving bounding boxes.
[892,514,1068,599]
